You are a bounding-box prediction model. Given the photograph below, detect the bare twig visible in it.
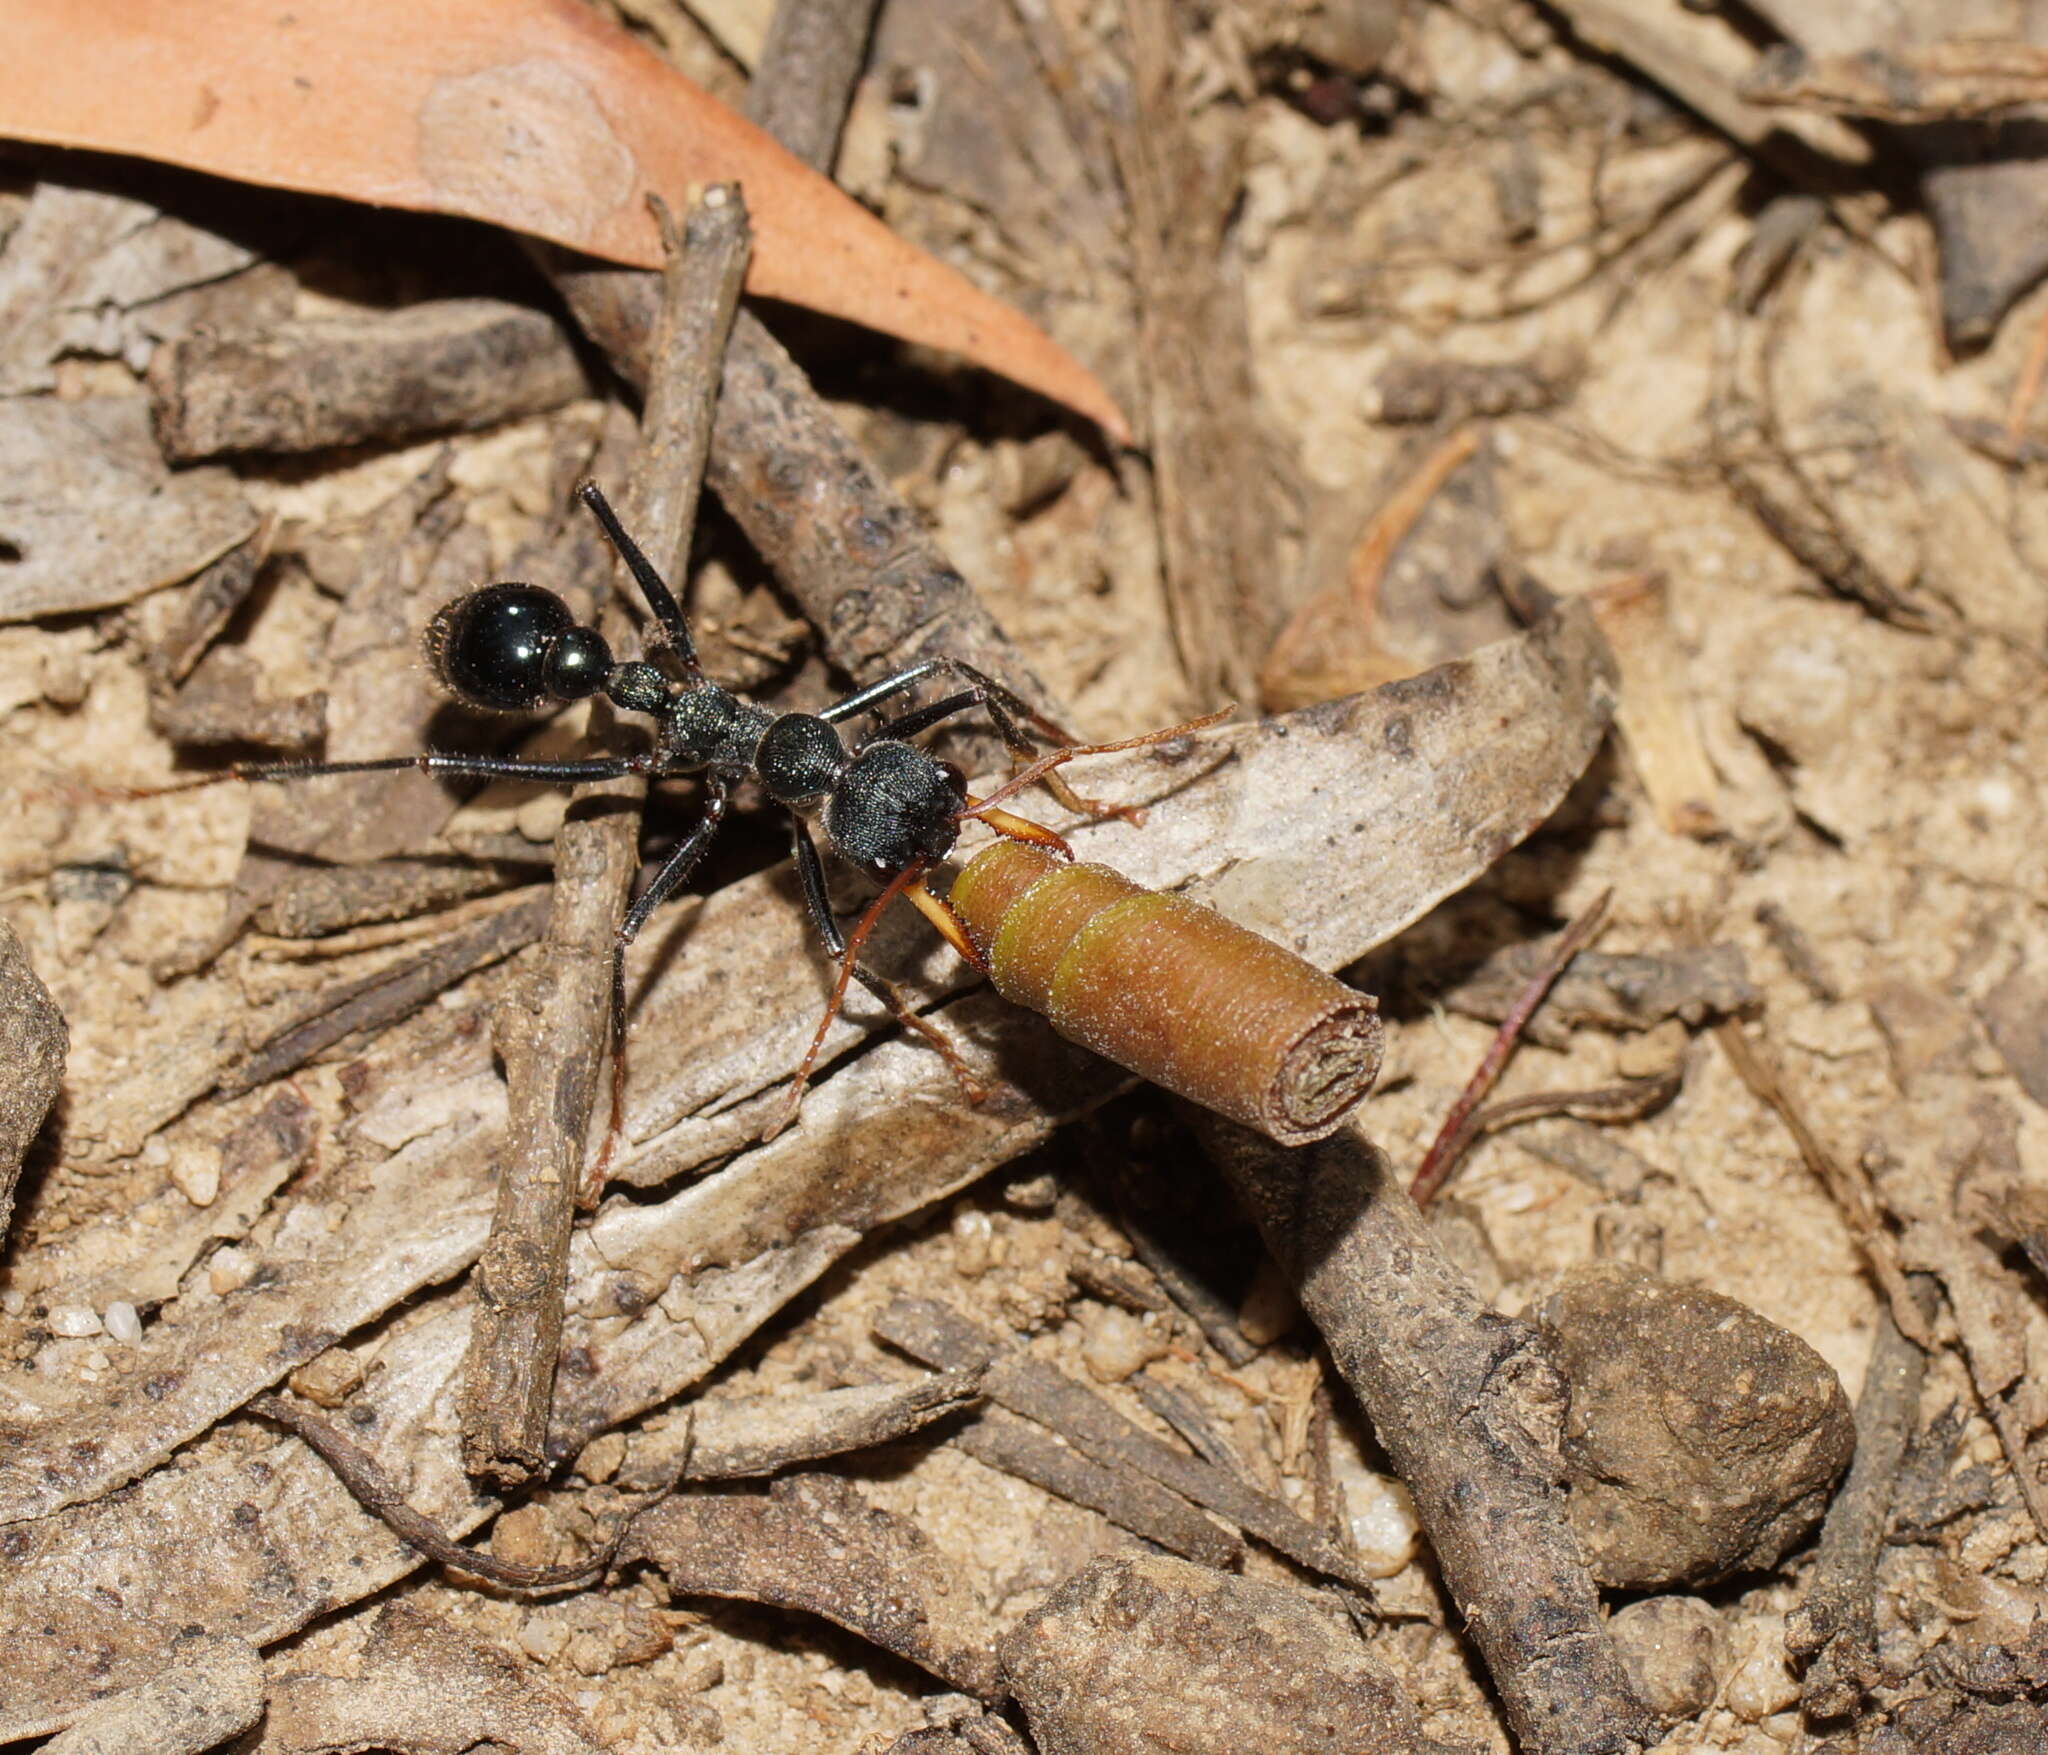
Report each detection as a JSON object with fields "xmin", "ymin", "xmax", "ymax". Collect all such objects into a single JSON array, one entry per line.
[
  {"xmin": 1715, "ymin": 1019, "xmax": 1933, "ymax": 1348},
  {"xmin": 459, "ymin": 186, "xmax": 750, "ymax": 1486},
  {"xmin": 952, "ymin": 1406, "xmax": 1242, "ymax": 1571},
  {"xmin": 1786, "ymin": 1279, "xmax": 1936, "ymax": 1718},
  {"xmin": 1742, "ymin": 40, "xmax": 2048, "ymax": 124},
  {"xmin": 250, "ymin": 1394, "xmax": 614, "ymax": 1591},
  {"xmin": 745, "ymin": 0, "xmax": 882, "ymax": 173},
  {"xmin": 1411, "ymin": 887, "xmax": 1613, "ymax": 1206},
  {"xmin": 1195, "ymin": 1120, "xmax": 1657, "ymax": 1755},
  {"xmin": 873, "ymin": 1296, "xmax": 1380, "ymax": 1590},
  {"xmin": 1417, "ymin": 1069, "xmax": 1682, "ymax": 1202},
  {"xmin": 221, "ymin": 892, "xmax": 550, "ymax": 1096}
]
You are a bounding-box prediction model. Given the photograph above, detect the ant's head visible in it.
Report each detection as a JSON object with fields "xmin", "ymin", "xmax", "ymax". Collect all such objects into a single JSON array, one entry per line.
[{"xmin": 425, "ymin": 583, "xmax": 613, "ymax": 712}]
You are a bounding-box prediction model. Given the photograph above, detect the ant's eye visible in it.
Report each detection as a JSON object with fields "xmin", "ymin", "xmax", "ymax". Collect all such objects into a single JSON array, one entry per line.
[{"xmin": 425, "ymin": 583, "xmax": 578, "ymax": 712}]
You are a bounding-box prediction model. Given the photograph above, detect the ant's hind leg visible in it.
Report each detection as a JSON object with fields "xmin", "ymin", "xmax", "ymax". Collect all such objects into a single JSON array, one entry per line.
[{"xmin": 580, "ymin": 778, "xmax": 731, "ymax": 1206}]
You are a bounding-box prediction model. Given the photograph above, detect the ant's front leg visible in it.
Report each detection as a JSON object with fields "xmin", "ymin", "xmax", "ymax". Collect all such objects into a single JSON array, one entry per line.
[{"xmin": 928, "ymin": 660, "xmax": 1145, "ymax": 826}]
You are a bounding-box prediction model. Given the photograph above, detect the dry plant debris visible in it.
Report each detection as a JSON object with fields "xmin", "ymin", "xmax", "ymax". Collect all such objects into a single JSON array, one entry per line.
[
  {"xmin": 0, "ymin": 0, "xmax": 1124, "ymax": 435},
  {"xmin": 8, "ymin": 0, "xmax": 2048, "ymax": 1750}
]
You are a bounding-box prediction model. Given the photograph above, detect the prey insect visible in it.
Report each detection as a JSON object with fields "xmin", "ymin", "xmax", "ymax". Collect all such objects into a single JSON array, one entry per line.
[{"xmin": 143, "ymin": 481, "xmax": 1204, "ymax": 1176}]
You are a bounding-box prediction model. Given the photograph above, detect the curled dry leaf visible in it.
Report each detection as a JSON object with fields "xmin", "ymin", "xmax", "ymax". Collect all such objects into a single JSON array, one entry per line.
[
  {"xmin": 0, "ymin": 397, "xmax": 257, "ymax": 623},
  {"xmin": 628, "ymin": 1474, "xmax": 1002, "ymax": 1697},
  {"xmin": 0, "ymin": 0, "xmax": 1125, "ymax": 438},
  {"xmin": 259, "ymin": 1604, "xmax": 605, "ymax": 1755}
]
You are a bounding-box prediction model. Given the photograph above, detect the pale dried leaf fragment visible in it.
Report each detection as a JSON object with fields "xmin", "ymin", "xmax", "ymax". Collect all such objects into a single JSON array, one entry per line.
[
  {"xmin": 258, "ymin": 1605, "xmax": 604, "ymax": 1755},
  {"xmin": 628, "ymin": 1473, "xmax": 1002, "ymax": 1697},
  {"xmin": 0, "ymin": 397, "xmax": 257, "ymax": 622},
  {"xmin": 1585, "ymin": 573, "xmax": 1725, "ymax": 838},
  {"xmin": 39, "ymin": 1633, "xmax": 263, "ymax": 1755}
]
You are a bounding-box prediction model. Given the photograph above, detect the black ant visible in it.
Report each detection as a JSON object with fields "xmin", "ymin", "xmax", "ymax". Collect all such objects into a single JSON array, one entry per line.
[{"xmin": 146, "ymin": 482, "xmax": 1207, "ymax": 1172}]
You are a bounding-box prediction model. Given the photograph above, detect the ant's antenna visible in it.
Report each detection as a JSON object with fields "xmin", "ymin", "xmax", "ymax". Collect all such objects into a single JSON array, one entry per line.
[{"xmin": 576, "ymin": 480, "xmax": 703, "ymax": 679}]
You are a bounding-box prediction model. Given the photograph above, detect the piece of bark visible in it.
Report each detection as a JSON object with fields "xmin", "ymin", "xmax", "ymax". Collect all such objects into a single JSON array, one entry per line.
[
  {"xmin": 1373, "ymin": 345, "xmax": 1586, "ymax": 424},
  {"xmin": 1437, "ymin": 940, "xmax": 1755, "ymax": 1049},
  {"xmin": 149, "ymin": 646, "xmax": 329, "ymax": 751},
  {"xmin": 1194, "ymin": 1121, "xmax": 1657, "ymax": 1755},
  {"xmin": 37, "ymin": 1633, "xmax": 264, "ymax": 1755},
  {"xmin": 1001, "ymin": 1553, "xmax": 1467, "ymax": 1755},
  {"xmin": 620, "ymin": 1370, "xmax": 985, "ymax": 1486},
  {"xmin": 1744, "ymin": 39, "xmax": 2048, "ymax": 122},
  {"xmin": 1741, "ymin": 0, "xmax": 2048, "ymax": 346},
  {"xmin": 627, "ymin": 1473, "xmax": 1001, "ymax": 1697},
  {"xmin": 0, "ymin": 180, "xmax": 264, "ymax": 397},
  {"xmin": 1542, "ymin": 1263, "xmax": 1855, "ymax": 1588},
  {"xmin": 1787, "ymin": 1281, "xmax": 1935, "ymax": 1718},
  {"xmin": 462, "ymin": 184, "xmax": 750, "ymax": 1485},
  {"xmin": 948, "ymin": 1404, "xmax": 1242, "ymax": 1572},
  {"xmin": 875, "ymin": 1295, "xmax": 1377, "ymax": 1589},
  {"xmin": 147, "ymin": 516, "xmax": 274, "ymax": 686},
  {"xmin": 0, "ymin": 915, "xmax": 65, "ymax": 1246},
  {"xmin": 253, "ymin": 860, "xmax": 539, "ymax": 940},
  {"xmin": 0, "ymin": 395, "xmax": 257, "ymax": 622},
  {"xmin": 149, "ymin": 299, "xmax": 591, "ymax": 461},
  {"xmin": 221, "ymin": 891, "xmax": 552, "ymax": 1096},
  {"xmin": 258, "ymin": 1604, "xmax": 605, "ymax": 1755},
  {"xmin": 1585, "ymin": 572, "xmax": 1727, "ymax": 838},
  {"xmin": 1541, "ymin": 0, "xmax": 1872, "ymax": 171}
]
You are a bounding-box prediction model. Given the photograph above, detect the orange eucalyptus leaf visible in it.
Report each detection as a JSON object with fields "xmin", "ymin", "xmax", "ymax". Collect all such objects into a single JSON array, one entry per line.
[{"xmin": 0, "ymin": 0, "xmax": 1129, "ymax": 440}]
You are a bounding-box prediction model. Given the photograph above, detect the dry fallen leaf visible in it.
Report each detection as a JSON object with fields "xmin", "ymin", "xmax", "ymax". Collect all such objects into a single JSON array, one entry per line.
[{"xmin": 0, "ymin": 0, "xmax": 1127, "ymax": 438}]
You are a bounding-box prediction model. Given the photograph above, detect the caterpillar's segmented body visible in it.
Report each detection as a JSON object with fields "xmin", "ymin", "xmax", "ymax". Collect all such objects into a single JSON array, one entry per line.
[{"xmin": 948, "ymin": 841, "xmax": 1383, "ymax": 1145}]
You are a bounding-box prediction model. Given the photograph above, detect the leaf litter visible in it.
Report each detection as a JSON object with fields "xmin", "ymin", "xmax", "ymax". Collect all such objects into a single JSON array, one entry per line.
[{"xmin": 6, "ymin": 1, "xmax": 2048, "ymax": 1751}]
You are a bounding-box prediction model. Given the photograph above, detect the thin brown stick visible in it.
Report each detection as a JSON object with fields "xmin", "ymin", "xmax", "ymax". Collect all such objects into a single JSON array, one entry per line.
[
  {"xmin": 1416, "ymin": 1069, "xmax": 1681, "ymax": 1202},
  {"xmin": 1195, "ymin": 1120, "xmax": 1657, "ymax": 1755},
  {"xmin": 459, "ymin": 187, "xmax": 750, "ymax": 1487},
  {"xmin": 249, "ymin": 1394, "xmax": 612, "ymax": 1591},
  {"xmin": 1786, "ymin": 1278, "xmax": 1935, "ymax": 1718},
  {"xmin": 745, "ymin": 0, "xmax": 881, "ymax": 174},
  {"xmin": 533, "ymin": 13, "xmax": 1069, "ymax": 770},
  {"xmin": 220, "ymin": 891, "xmax": 550, "ymax": 1096},
  {"xmin": 1715, "ymin": 1018, "xmax": 1933, "ymax": 1349},
  {"xmin": 1410, "ymin": 888, "xmax": 1613, "ymax": 1206},
  {"xmin": 874, "ymin": 1296, "xmax": 1380, "ymax": 1590}
]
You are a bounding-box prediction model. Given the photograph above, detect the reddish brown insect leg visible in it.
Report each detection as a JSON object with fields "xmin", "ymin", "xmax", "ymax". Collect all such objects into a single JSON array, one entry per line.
[{"xmin": 765, "ymin": 859, "xmax": 932, "ymax": 1141}]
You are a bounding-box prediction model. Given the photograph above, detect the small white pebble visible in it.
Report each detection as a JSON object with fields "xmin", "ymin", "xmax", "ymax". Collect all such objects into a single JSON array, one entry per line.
[
  {"xmin": 208, "ymin": 1247, "xmax": 256, "ymax": 1296},
  {"xmin": 2, "ymin": 1289, "xmax": 24, "ymax": 1316},
  {"xmin": 47, "ymin": 1305, "xmax": 101, "ymax": 1338},
  {"xmin": 82, "ymin": 1349, "xmax": 110, "ymax": 1372},
  {"xmin": 1725, "ymin": 1638, "xmax": 1799, "ymax": 1723},
  {"xmin": 103, "ymin": 1301, "xmax": 142, "ymax": 1344},
  {"xmin": 1080, "ymin": 1306, "xmax": 1168, "ymax": 1383},
  {"xmin": 1345, "ymin": 1471, "xmax": 1420, "ymax": 1577},
  {"xmin": 950, "ymin": 1207, "xmax": 995, "ymax": 1279},
  {"xmin": 168, "ymin": 1142, "xmax": 221, "ymax": 1208}
]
